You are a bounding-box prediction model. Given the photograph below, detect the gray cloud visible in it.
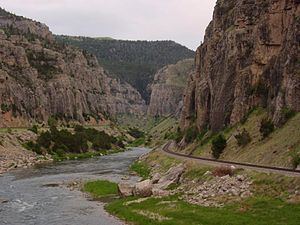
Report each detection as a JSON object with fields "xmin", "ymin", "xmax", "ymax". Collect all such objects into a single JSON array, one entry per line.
[{"xmin": 0, "ymin": 0, "xmax": 216, "ymax": 50}]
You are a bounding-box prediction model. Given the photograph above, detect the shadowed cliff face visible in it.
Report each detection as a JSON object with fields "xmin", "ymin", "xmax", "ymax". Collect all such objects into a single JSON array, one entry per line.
[
  {"xmin": 0, "ymin": 8, "xmax": 146, "ymax": 126},
  {"xmin": 180, "ymin": 0, "xmax": 300, "ymax": 132},
  {"xmin": 147, "ymin": 59, "xmax": 194, "ymax": 118}
]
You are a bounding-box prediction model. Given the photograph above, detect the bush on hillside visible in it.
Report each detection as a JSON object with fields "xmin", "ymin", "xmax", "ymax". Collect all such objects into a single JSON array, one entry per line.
[
  {"xmin": 128, "ymin": 127, "xmax": 144, "ymax": 139},
  {"xmin": 211, "ymin": 134, "xmax": 227, "ymax": 159},
  {"xmin": 28, "ymin": 125, "xmax": 38, "ymax": 134},
  {"xmin": 281, "ymin": 107, "xmax": 296, "ymax": 125},
  {"xmin": 291, "ymin": 149, "xmax": 300, "ymax": 170},
  {"xmin": 260, "ymin": 118, "xmax": 274, "ymax": 139},
  {"xmin": 234, "ymin": 129, "xmax": 251, "ymax": 147},
  {"xmin": 185, "ymin": 126, "xmax": 198, "ymax": 143}
]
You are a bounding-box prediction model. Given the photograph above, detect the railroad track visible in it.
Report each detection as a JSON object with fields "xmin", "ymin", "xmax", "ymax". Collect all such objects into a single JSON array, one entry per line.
[{"xmin": 161, "ymin": 142, "xmax": 300, "ymax": 177}]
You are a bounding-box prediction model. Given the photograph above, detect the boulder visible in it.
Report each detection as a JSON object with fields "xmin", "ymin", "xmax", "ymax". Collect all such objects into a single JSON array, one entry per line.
[
  {"xmin": 152, "ymin": 188, "xmax": 170, "ymax": 197},
  {"xmin": 151, "ymin": 173, "xmax": 161, "ymax": 184},
  {"xmin": 134, "ymin": 179, "xmax": 153, "ymax": 197},
  {"xmin": 156, "ymin": 164, "xmax": 185, "ymax": 189},
  {"xmin": 118, "ymin": 182, "xmax": 134, "ymax": 197}
]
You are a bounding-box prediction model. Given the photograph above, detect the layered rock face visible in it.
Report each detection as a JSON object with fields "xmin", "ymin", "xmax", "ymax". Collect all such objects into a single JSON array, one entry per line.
[
  {"xmin": 0, "ymin": 9, "xmax": 146, "ymax": 126},
  {"xmin": 181, "ymin": 0, "xmax": 300, "ymax": 132},
  {"xmin": 147, "ymin": 59, "xmax": 194, "ymax": 117}
]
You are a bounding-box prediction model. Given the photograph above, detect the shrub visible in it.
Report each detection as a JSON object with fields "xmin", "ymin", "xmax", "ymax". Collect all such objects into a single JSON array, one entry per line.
[
  {"xmin": 291, "ymin": 149, "xmax": 300, "ymax": 170},
  {"xmin": 7, "ymin": 128, "xmax": 12, "ymax": 134},
  {"xmin": 28, "ymin": 125, "xmax": 38, "ymax": 134},
  {"xmin": 47, "ymin": 116, "xmax": 58, "ymax": 127},
  {"xmin": 1, "ymin": 103, "xmax": 11, "ymax": 113},
  {"xmin": 184, "ymin": 126, "xmax": 198, "ymax": 143},
  {"xmin": 37, "ymin": 131, "xmax": 52, "ymax": 148},
  {"xmin": 234, "ymin": 129, "xmax": 251, "ymax": 147},
  {"xmin": 211, "ymin": 134, "xmax": 227, "ymax": 159},
  {"xmin": 24, "ymin": 141, "xmax": 42, "ymax": 155},
  {"xmin": 31, "ymin": 125, "xmax": 116, "ymax": 156},
  {"xmin": 212, "ymin": 166, "xmax": 234, "ymax": 177},
  {"xmin": 260, "ymin": 118, "xmax": 274, "ymax": 139},
  {"xmin": 281, "ymin": 107, "xmax": 296, "ymax": 122},
  {"xmin": 128, "ymin": 127, "xmax": 144, "ymax": 139}
]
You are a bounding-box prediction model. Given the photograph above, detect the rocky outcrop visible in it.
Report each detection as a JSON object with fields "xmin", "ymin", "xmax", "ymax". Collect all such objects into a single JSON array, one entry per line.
[
  {"xmin": 118, "ymin": 182, "xmax": 134, "ymax": 197},
  {"xmin": 0, "ymin": 8, "xmax": 146, "ymax": 126},
  {"xmin": 127, "ymin": 164, "xmax": 185, "ymax": 198},
  {"xmin": 148, "ymin": 59, "xmax": 194, "ymax": 117},
  {"xmin": 155, "ymin": 163, "xmax": 185, "ymax": 189},
  {"xmin": 180, "ymin": 0, "xmax": 300, "ymax": 132}
]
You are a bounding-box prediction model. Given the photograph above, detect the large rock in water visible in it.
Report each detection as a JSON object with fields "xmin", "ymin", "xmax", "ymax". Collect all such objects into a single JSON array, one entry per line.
[
  {"xmin": 133, "ymin": 179, "xmax": 153, "ymax": 197},
  {"xmin": 156, "ymin": 164, "xmax": 185, "ymax": 190},
  {"xmin": 180, "ymin": 0, "xmax": 300, "ymax": 132},
  {"xmin": 118, "ymin": 183, "xmax": 134, "ymax": 197},
  {"xmin": 0, "ymin": 8, "xmax": 146, "ymax": 127}
]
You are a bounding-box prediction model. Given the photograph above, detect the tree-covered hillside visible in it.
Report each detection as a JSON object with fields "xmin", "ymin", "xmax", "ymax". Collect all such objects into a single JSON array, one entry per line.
[{"xmin": 55, "ymin": 36, "xmax": 194, "ymax": 102}]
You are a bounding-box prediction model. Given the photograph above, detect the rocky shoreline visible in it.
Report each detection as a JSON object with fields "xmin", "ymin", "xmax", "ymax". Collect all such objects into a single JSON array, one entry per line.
[
  {"xmin": 117, "ymin": 162, "xmax": 254, "ymax": 208},
  {"xmin": 0, "ymin": 130, "xmax": 53, "ymax": 175}
]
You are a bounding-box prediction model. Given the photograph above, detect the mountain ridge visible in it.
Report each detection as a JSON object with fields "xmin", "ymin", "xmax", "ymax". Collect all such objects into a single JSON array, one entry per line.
[{"xmin": 55, "ymin": 35, "xmax": 195, "ymax": 102}]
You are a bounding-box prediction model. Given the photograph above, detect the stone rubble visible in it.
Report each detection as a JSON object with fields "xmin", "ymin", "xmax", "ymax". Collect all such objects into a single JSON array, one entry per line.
[
  {"xmin": 181, "ymin": 174, "xmax": 253, "ymax": 207},
  {"xmin": 121, "ymin": 163, "xmax": 253, "ymax": 208},
  {"xmin": 0, "ymin": 131, "xmax": 53, "ymax": 175}
]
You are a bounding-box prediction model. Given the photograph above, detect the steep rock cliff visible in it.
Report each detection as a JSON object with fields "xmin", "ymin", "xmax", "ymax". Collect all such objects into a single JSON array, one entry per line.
[
  {"xmin": 147, "ymin": 59, "xmax": 194, "ymax": 117},
  {"xmin": 0, "ymin": 8, "xmax": 146, "ymax": 126},
  {"xmin": 180, "ymin": 0, "xmax": 300, "ymax": 132}
]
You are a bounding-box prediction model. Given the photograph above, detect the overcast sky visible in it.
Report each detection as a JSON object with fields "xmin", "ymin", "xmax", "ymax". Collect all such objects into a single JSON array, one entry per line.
[{"xmin": 0, "ymin": 0, "xmax": 216, "ymax": 50}]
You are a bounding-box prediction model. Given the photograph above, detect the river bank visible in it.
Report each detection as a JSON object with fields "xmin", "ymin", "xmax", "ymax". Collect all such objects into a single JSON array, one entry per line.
[
  {"xmin": 82, "ymin": 149, "xmax": 300, "ymax": 225},
  {"xmin": 0, "ymin": 130, "xmax": 53, "ymax": 175}
]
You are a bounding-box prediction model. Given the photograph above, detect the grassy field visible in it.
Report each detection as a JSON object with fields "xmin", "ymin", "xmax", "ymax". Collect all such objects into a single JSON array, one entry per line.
[
  {"xmin": 190, "ymin": 110, "xmax": 300, "ymax": 168},
  {"xmin": 83, "ymin": 180, "xmax": 118, "ymax": 198},
  {"xmin": 106, "ymin": 195, "xmax": 300, "ymax": 225}
]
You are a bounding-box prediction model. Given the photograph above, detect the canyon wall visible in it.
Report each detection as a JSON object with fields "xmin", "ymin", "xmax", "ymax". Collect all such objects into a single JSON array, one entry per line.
[
  {"xmin": 180, "ymin": 0, "xmax": 300, "ymax": 132},
  {"xmin": 0, "ymin": 8, "xmax": 146, "ymax": 126},
  {"xmin": 147, "ymin": 59, "xmax": 194, "ymax": 118}
]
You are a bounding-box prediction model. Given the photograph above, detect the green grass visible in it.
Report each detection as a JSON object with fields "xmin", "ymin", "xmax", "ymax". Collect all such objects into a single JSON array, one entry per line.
[
  {"xmin": 128, "ymin": 137, "xmax": 146, "ymax": 147},
  {"xmin": 192, "ymin": 110, "xmax": 300, "ymax": 168},
  {"xmin": 83, "ymin": 180, "xmax": 118, "ymax": 198},
  {"xmin": 130, "ymin": 161, "xmax": 151, "ymax": 180},
  {"xmin": 106, "ymin": 195, "xmax": 300, "ymax": 225}
]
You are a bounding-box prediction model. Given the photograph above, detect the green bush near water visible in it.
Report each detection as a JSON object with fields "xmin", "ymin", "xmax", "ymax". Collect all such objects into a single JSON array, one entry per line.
[{"xmin": 25, "ymin": 125, "xmax": 122, "ymax": 158}]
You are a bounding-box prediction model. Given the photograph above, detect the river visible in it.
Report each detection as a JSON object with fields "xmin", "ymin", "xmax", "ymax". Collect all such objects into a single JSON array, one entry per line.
[{"xmin": 0, "ymin": 147, "xmax": 149, "ymax": 225}]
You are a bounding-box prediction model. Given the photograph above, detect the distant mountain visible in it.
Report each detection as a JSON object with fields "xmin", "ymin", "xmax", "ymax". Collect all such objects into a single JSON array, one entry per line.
[{"xmin": 55, "ymin": 36, "xmax": 195, "ymax": 102}]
